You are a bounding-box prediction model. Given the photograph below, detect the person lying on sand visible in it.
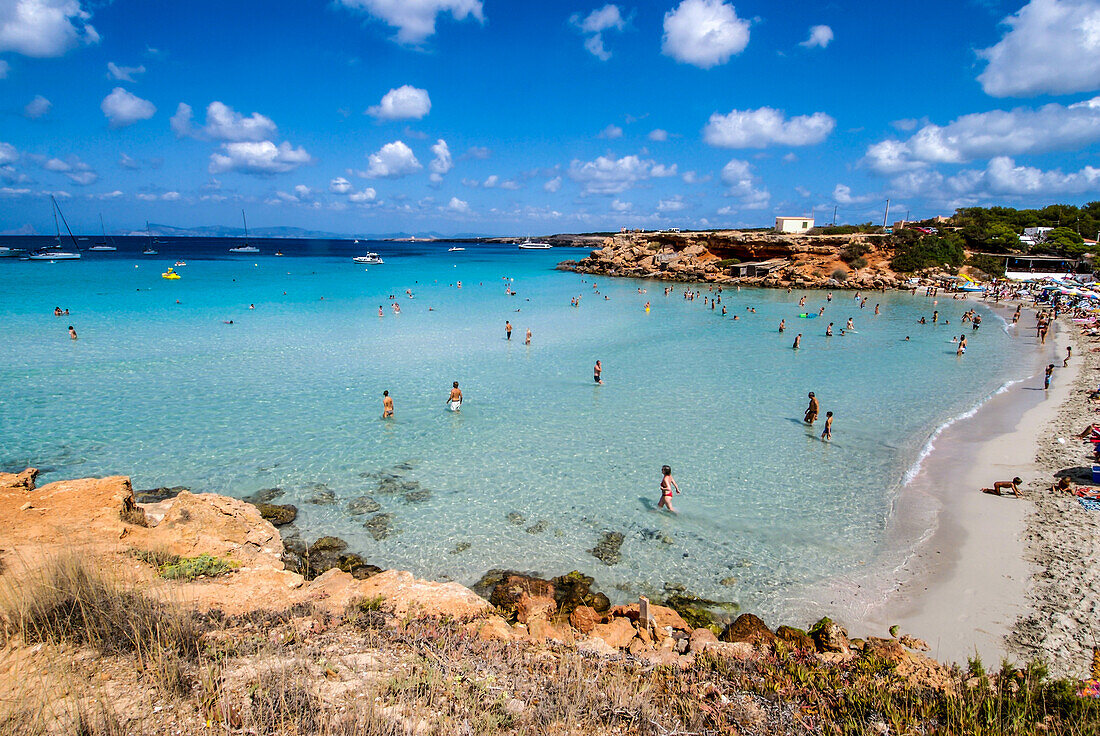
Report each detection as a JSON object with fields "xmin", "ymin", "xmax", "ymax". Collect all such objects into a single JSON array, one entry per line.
[{"xmin": 981, "ymin": 477, "xmax": 1023, "ymax": 497}]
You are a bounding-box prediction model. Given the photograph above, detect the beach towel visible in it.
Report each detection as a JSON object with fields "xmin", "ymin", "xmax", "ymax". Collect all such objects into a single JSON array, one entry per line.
[
  {"xmin": 1074, "ymin": 487, "xmax": 1100, "ymax": 500},
  {"xmin": 1078, "ymin": 498, "xmax": 1100, "ymax": 511}
]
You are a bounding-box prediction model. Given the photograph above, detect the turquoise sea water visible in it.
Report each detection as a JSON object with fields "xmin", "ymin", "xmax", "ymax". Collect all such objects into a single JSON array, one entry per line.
[{"xmin": 0, "ymin": 240, "xmax": 1026, "ymax": 618}]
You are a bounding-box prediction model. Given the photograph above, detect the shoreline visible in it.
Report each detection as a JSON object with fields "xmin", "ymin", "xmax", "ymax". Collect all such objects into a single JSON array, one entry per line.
[{"xmin": 791, "ymin": 300, "xmax": 1072, "ymax": 669}]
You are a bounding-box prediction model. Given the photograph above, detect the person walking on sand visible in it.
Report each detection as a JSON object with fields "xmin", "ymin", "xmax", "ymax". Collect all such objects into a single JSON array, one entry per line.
[
  {"xmin": 505, "ymin": 321, "xmax": 512, "ymax": 340},
  {"xmin": 821, "ymin": 411, "xmax": 833, "ymax": 441},
  {"xmin": 68, "ymin": 325, "xmax": 77, "ymax": 340},
  {"xmin": 593, "ymin": 360, "xmax": 603, "ymax": 384},
  {"xmin": 382, "ymin": 390, "xmax": 394, "ymax": 418},
  {"xmin": 805, "ymin": 392, "xmax": 820, "ymax": 424},
  {"xmin": 447, "ymin": 382, "xmax": 463, "ymax": 411},
  {"xmin": 657, "ymin": 465, "xmax": 681, "ymax": 513},
  {"xmin": 1044, "ymin": 363, "xmax": 1054, "ymax": 389},
  {"xmin": 1064, "ymin": 346, "xmax": 1072, "ymax": 367},
  {"xmin": 981, "ymin": 477, "xmax": 1022, "ymax": 497},
  {"xmin": 793, "ymin": 333, "xmax": 801, "ymax": 349},
  {"xmin": 525, "ymin": 327, "xmax": 531, "ymax": 345}
]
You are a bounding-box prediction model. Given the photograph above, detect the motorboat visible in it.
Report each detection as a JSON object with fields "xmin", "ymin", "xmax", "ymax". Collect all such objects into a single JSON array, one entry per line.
[
  {"xmin": 143, "ymin": 247, "xmax": 158, "ymax": 255},
  {"xmin": 27, "ymin": 249, "xmax": 80, "ymax": 260},
  {"xmin": 174, "ymin": 260, "xmax": 187, "ymax": 267},
  {"xmin": 275, "ymin": 251, "xmax": 284, "ymax": 256},
  {"xmin": 88, "ymin": 214, "xmax": 117, "ymax": 250},
  {"xmin": 0, "ymin": 246, "xmax": 25, "ymax": 258},
  {"xmin": 353, "ymin": 252, "xmax": 384, "ymax": 264},
  {"xmin": 161, "ymin": 267, "xmax": 181, "ymax": 280},
  {"xmin": 448, "ymin": 246, "xmax": 466, "ymax": 252},
  {"xmin": 27, "ymin": 196, "xmax": 82, "ymax": 260},
  {"xmin": 518, "ymin": 238, "xmax": 552, "ymax": 250},
  {"xmin": 230, "ymin": 210, "xmax": 259, "ymax": 253}
]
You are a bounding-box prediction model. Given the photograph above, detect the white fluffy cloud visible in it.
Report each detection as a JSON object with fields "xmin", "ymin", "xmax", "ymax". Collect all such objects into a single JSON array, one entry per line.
[
  {"xmin": 0, "ymin": 0, "xmax": 98, "ymax": 57},
  {"xmin": 720, "ymin": 158, "xmax": 769, "ymax": 208},
  {"xmin": 208, "ymin": 140, "xmax": 312, "ymax": 175},
  {"xmin": 657, "ymin": 195, "xmax": 687, "ymax": 212},
  {"xmin": 863, "ymin": 96, "xmax": 1100, "ymax": 173},
  {"xmin": 571, "ymin": 4, "xmax": 625, "ymax": 60},
  {"xmin": 367, "ymin": 85, "xmax": 431, "ymax": 120},
  {"xmin": 800, "ymin": 24, "xmax": 833, "ymax": 49},
  {"xmin": 100, "ymin": 88, "xmax": 155, "ymax": 128},
  {"xmin": 336, "ymin": 0, "xmax": 483, "ymax": 44},
  {"xmin": 662, "ymin": 0, "xmax": 750, "ymax": 69},
  {"xmin": 648, "ymin": 128, "xmax": 669, "ymax": 141},
  {"xmin": 348, "ymin": 187, "xmax": 377, "ymax": 203},
  {"xmin": 364, "ymin": 140, "xmax": 422, "ymax": 178},
  {"xmin": 428, "ymin": 138, "xmax": 452, "ymax": 183},
  {"xmin": 599, "ymin": 124, "xmax": 623, "ymax": 139},
  {"xmin": 978, "ymin": 0, "xmax": 1100, "ymax": 97},
  {"xmin": 173, "ymin": 101, "xmax": 276, "ymax": 141},
  {"xmin": 832, "ymin": 184, "xmax": 875, "ymax": 205},
  {"xmin": 448, "ymin": 196, "xmax": 470, "ymax": 213},
  {"xmin": 107, "ymin": 61, "xmax": 145, "ymax": 82},
  {"xmin": 118, "ymin": 153, "xmax": 139, "ymax": 170},
  {"xmin": 568, "ymin": 153, "xmax": 677, "ymax": 195},
  {"xmin": 544, "ymin": 176, "xmax": 562, "ymax": 192},
  {"xmin": 704, "ymin": 107, "xmax": 835, "ymax": 148},
  {"xmin": 23, "ymin": 94, "xmax": 50, "ymax": 118},
  {"xmin": 329, "ymin": 176, "xmax": 352, "ymax": 193},
  {"xmin": 893, "ymin": 156, "xmax": 1100, "ymax": 200}
]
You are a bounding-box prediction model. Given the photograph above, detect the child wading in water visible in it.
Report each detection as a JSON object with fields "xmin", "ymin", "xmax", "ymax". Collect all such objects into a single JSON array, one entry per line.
[{"xmin": 658, "ymin": 465, "xmax": 681, "ymax": 513}]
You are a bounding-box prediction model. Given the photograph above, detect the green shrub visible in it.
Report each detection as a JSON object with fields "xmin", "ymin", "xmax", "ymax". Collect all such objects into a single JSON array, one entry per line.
[
  {"xmin": 716, "ymin": 258, "xmax": 740, "ymax": 267},
  {"xmin": 967, "ymin": 254, "xmax": 1006, "ymax": 278},
  {"xmin": 831, "ymin": 268, "xmax": 849, "ymax": 282},
  {"xmin": 849, "ymin": 256, "xmax": 868, "ymax": 270},
  {"xmin": 840, "ymin": 242, "xmax": 871, "ymax": 263},
  {"xmin": 890, "ymin": 234, "xmax": 965, "ymax": 272},
  {"xmin": 159, "ymin": 554, "xmax": 237, "ymax": 581}
]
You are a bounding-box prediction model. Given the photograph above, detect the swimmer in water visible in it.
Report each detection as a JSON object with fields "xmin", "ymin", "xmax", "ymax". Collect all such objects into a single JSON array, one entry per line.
[
  {"xmin": 68, "ymin": 325, "xmax": 77, "ymax": 340},
  {"xmin": 779, "ymin": 319, "xmax": 785, "ymax": 332},
  {"xmin": 379, "ymin": 306, "xmax": 384, "ymax": 317},
  {"xmin": 447, "ymin": 382, "xmax": 462, "ymax": 411},
  {"xmin": 506, "ymin": 321, "xmax": 512, "ymax": 340},
  {"xmin": 846, "ymin": 318, "xmax": 853, "ymax": 330},
  {"xmin": 657, "ymin": 465, "xmax": 681, "ymax": 513},
  {"xmin": 594, "ymin": 360, "xmax": 603, "ymax": 384},
  {"xmin": 525, "ymin": 328, "xmax": 531, "ymax": 345},
  {"xmin": 826, "ymin": 322, "xmax": 834, "ymax": 336},
  {"xmin": 793, "ymin": 333, "xmax": 801, "ymax": 349},
  {"xmin": 382, "ymin": 390, "xmax": 394, "ymax": 418}
]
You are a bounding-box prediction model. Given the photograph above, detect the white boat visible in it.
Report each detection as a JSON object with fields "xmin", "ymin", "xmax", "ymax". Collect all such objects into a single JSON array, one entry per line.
[
  {"xmin": 353, "ymin": 252, "xmax": 384, "ymax": 264},
  {"xmin": 143, "ymin": 222, "xmax": 157, "ymax": 254},
  {"xmin": 230, "ymin": 210, "xmax": 259, "ymax": 253},
  {"xmin": 0, "ymin": 246, "xmax": 25, "ymax": 258},
  {"xmin": 143, "ymin": 248, "xmax": 158, "ymax": 255},
  {"xmin": 448, "ymin": 246, "xmax": 466, "ymax": 252},
  {"xmin": 27, "ymin": 196, "xmax": 81, "ymax": 260},
  {"xmin": 518, "ymin": 240, "xmax": 552, "ymax": 249},
  {"xmin": 174, "ymin": 260, "xmax": 187, "ymax": 267},
  {"xmin": 88, "ymin": 214, "xmax": 117, "ymax": 251}
]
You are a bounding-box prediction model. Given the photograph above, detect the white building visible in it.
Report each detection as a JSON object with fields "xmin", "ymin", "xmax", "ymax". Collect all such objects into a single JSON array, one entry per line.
[{"xmin": 775, "ymin": 216, "xmax": 814, "ymax": 233}]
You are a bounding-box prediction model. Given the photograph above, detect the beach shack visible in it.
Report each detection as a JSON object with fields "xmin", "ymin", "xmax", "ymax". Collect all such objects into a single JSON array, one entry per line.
[
  {"xmin": 774, "ymin": 216, "xmax": 814, "ymax": 234},
  {"xmin": 988, "ymin": 253, "xmax": 1093, "ymax": 281},
  {"xmin": 729, "ymin": 258, "xmax": 790, "ymax": 277}
]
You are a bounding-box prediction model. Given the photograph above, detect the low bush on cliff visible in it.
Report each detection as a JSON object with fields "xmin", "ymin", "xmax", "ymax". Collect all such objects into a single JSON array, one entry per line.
[
  {"xmin": 889, "ymin": 231, "xmax": 966, "ymax": 272},
  {"xmin": 159, "ymin": 553, "xmax": 237, "ymax": 581},
  {"xmin": 0, "ymin": 554, "xmax": 203, "ymax": 659}
]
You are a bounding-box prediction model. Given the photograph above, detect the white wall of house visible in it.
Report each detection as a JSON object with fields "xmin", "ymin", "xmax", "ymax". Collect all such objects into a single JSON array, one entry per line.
[{"xmin": 775, "ymin": 217, "xmax": 814, "ymax": 233}]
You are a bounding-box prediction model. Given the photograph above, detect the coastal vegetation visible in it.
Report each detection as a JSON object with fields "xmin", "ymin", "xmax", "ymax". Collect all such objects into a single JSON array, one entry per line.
[{"xmin": 955, "ymin": 204, "xmax": 1100, "ymax": 255}]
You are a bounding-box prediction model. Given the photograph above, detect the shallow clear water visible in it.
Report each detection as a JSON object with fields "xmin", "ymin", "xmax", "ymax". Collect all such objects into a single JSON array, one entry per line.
[{"xmin": 0, "ymin": 240, "xmax": 1024, "ymax": 617}]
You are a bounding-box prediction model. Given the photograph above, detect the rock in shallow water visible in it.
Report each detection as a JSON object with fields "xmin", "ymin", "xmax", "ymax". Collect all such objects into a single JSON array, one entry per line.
[
  {"xmin": 254, "ymin": 502, "xmax": 297, "ymax": 526},
  {"xmin": 588, "ymin": 531, "xmax": 624, "ymax": 566},
  {"xmin": 346, "ymin": 496, "xmax": 381, "ymax": 515},
  {"xmin": 525, "ymin": 520, "xmax": 548, "ymax": 534},
  {"xmin": 281, "ymin": 535, "xmax": 381, "ymax": 580},
  {"xmin": 506, "ymin": 511, "xmax": 525, "ymax": 525},
  {"xmin": 449, "ymin": 541, "xmax": 471, "ymax": 555},
  {"xmin": 306, "ymin": 489, "xmax": 337, "ymax": 505},
  {"xmin": 364, "ymin": 512, "xmax": 394, "ymax": 540},
  {"xmin": 402, "ymin": 489, "xmax": 431, "ymax": 503}
]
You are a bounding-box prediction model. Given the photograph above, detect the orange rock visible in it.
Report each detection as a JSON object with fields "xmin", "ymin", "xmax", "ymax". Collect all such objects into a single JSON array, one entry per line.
[
  {"xmin": 527, "ymin": 617, "xmax": 573, "ymax": 644},
  {"xmin": 569, "ymin": 605, "xmax": 602, "ymax": 634},
  {"xmin": 689, "ymin": 627, "xmax": 720, "ymax": 653},
  {"xmin": 470, "ymin": 616, "xmax": 515, "ymax": 642},
  {"xmin": 609, "ymin": 602, "xmax": 691, "ymax": 632},
  {"xmin": 590, "ymin": 616, "xmax": 637, "ymax": 649},
  {"xmin": 0, "ymin": 468, "xmax": 38, "ymax": 491},
  {"xmin": 516, "ymin": 594, "xmax": 556, "ymax": 624}
]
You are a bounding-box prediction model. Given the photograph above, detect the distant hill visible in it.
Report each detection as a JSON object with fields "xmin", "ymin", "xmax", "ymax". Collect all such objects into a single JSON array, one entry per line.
[{"xmin": 120, "ymin": 224, "xmax": 491, "ymax": 240}]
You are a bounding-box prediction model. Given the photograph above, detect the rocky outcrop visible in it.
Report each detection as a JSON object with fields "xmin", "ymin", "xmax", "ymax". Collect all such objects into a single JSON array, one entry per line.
[{"xmin": 560, "ymin": 230, "xmax": 907, "ymax": 290}]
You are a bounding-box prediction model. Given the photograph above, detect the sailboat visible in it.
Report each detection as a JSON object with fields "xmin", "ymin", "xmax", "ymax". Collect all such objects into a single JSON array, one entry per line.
[
  {"xmin": 143, "ymin": 222, "xmax": 158, "ymax": 255},
  {"xmin": 229, "ymin": 210, "xmax": 259, "ymax": 253},
  {"xmin": 88, "ymin": 214, "xmax": 117, "ymax": 251},
  {"xmin": 26, "ymin": 196, "xmax": 81, "ymax": 260}
]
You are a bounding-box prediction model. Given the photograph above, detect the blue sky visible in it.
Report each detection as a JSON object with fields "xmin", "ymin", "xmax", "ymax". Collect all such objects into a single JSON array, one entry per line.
[{"xmin": 2, "ymin": 0, "xmax": 1100, "ymax": 235}]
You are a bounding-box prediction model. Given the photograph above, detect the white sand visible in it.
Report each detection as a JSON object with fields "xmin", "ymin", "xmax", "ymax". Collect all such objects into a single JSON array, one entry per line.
[{"xmin": 857, "ymin": 308, "xmax": 1077, "ymax": 670}]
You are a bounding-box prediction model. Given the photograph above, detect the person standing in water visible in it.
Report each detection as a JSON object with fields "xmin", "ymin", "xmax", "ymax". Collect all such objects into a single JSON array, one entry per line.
[
  {"xmin": 1044, "ymin": 364, "xmax": 1054, "ymax": 389},
  {"xmin": 657, "ymin": 465, "xmax": 681, "ymax": 513},
  {"xmin": 382, "ymin": 390, "xmax": 394, "ymax": 418},
  {"xmin": 957, "ymin": 335, "xmax": 967, "ymax": 356},
  {"xmin": 594, "ymin": 360, "xmax": 603, "ymax": 384},
  {"xmin": 505, "ymin": 321, "xmax": 512, "ymax": 340},
  {"xmin": 525, "ymin": 328, "xmax": 532, "ymax": 345},
  {"xmin": 826, "ymin": 322, "xmax": 834, "ymax": 336},
  {"xmin": 447, "ymin": 382, "xmax": 463, "ymax": 411},
  {"xmin": 68, "ymin": 325, "xmax": 77, "ymax": 340},
  {"xmin": 805, "ymin": 392, "xmax": 820, "ymax": 424},
  {"xmin": 778, "ymin": 319, "xmax": 786, "ymax": 332},
  {"xmin": 793, "ymin": 333, "xmax": 801, "ymax": 349},
  {"xmin": 821, "ymin": 411, "xmax": 833, "ymax": 441}
]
